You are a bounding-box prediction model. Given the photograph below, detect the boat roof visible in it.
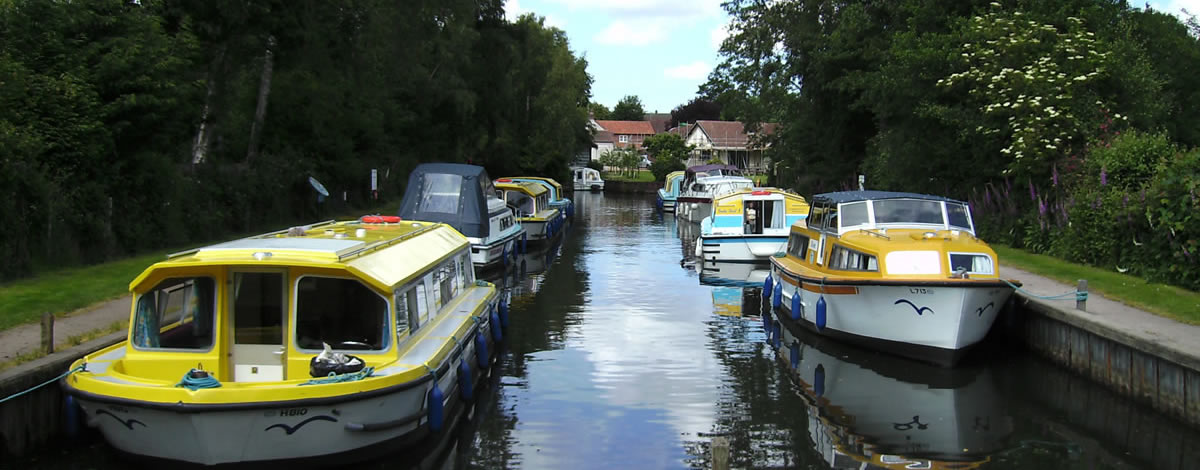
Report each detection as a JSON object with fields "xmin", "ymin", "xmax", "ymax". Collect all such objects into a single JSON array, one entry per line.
[
  {"xmin": 510, "ymin": 176, "xmax": 564, "ymax": 193},
  {"xmin": 813, "ymin": 190, "xmax": 965, "ymax": 205},
  {"xmin": 686, "ymin": 164, "xmax": 739, "ymax": 174},
  {"xmin": 398, "ymin": 163, "xmax": 495, "ymax": 238},
  {"xmin": 696, "ymin": 175, "xmax": 753, "ymax": 184},
  {"xmin": 135, "ymin": 219, "xmax": 468, "ymax": 294},
  {"xmin": 714, "ymin": 187, "xmax": 806, "ymax": 203},
  {"xmin": 495, "ymin": 180, "xmax": 548, "ymax": 197}
]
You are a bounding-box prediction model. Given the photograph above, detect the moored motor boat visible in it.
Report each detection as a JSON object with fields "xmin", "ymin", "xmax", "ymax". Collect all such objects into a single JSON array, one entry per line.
[
  {"xmin": 400, "ymin": 163, "xmax": 525, "ymax": 271},
  {"xmin": 696, "ymin": 188, "xmax": 809, "ymax": 263},
  {"xmin": 61, "ymin": 217, "xmax": 506, "ymax": 466},
  {"xmin": 677, "ymin": 175, "xmax": 754, "ymax": 223},
  {"xmin": 494, "ymin": 179, "xmax": 563, "ymax": 245},
  {"xmin": 507, "ymin": 176, "xmax": 574, "ymax": 219},
  {"xmin": 656, "ymin": 170, "xmax": 686, "ymax": 212},
  {"xmin": 766, "ymin": 190, "xmax": 1017, "ymax": 366},
  {"xmin": 570, "ymin": 166, "xmax": 605, "ymax": 191}
]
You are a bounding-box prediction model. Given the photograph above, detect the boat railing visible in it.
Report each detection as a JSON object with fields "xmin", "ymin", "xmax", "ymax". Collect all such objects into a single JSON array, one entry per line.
[
  {"xmin": 858, "ymin": 228, "xmax": 891, "ymax": 240},
  {"xmin": 337, "ymin": 223, "xmax": 441, "ymax": 261},
  {"xmin": 166, "ymin": 220, "xmax": 340, "ymax": 259}
]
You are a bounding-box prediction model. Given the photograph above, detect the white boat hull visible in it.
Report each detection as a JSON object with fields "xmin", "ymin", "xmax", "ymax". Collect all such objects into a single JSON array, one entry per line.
[
  {"xmin": 75, "ymin": 337, "xmax": 492, "ymax": 466},
  {"xmin": 770, "ymin": 268, "xmax": 1012, "ymax": 365},
  {"xmin": 678, "ymin": 201, "xmax": 711, "ymax": 223},
  {"xmin": 696, "ymin": 235, "xmax": 788, "ymax": 262},
  {"xmin": 469, "ymin": 228, "xmax": 524, "ymax": 270}
]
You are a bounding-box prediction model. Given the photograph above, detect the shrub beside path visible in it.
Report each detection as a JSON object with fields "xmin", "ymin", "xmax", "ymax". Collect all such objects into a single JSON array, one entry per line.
[{"xmin": 0, "ymin": 297, "xmax": 130, "ymax": 366}]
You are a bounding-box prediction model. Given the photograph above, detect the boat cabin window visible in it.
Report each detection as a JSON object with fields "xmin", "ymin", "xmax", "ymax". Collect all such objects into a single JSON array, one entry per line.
[
  {"xmin": 437, "ymin": 262, "xmax": 459, "ymax": 307},
  {"xmin": 505, "ymin": 191, "xmax": 535, "ymax": 216},
  {"xmin": 788, "ymin": 234, "xmax": 810, "ymax": 260},
  {"xmin": 822, "ymin": 204, "xmax": 839, "ymax": 234},
  {"xmin": 395, "ymin": 282, "xmax": 427, "ymax": 336},
  {"xmin": 295, "ymin": 276, "xmax": 388, "ymax": 351},
  {"xmin": 829, "ymin": 245, "xmax": 878, "ymax": 272},
  {"xmin": 873, "ymin": 199, "xmax": 945, "ymax": 226},
  {"xmin": 807, "ymin": 201, "xmax": 829, "ymax": 231},
  {"xmin": 840, "ymin": 202, "xmax": 870, "ymax": 230},
  {"xmin": 418, "ymin": 173, "xmax": 463, "ymax": 214},
  {"xmin": 743, "ymin": 200, "xmax": 787, "ymax": 234},
  {"xmin": 946, "ymin": 202, "xmax": 973, "ymax": 231},
  {"xmin": 132, "ymin": 277, "xmax": 216, "ymax": 350}
]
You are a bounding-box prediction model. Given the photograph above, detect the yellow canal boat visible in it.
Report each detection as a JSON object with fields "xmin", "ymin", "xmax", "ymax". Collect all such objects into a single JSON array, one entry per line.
[
  {"xmin": 61, "ymin": 217, "xmax": 507, "ymax": 465},
  {"xmin": 766, "ymin": 191, "xmax": 1016, "ymax": 366},
  {"xmin": 495, "ymin": 178, "xmax": 563, "ymax": 244}
]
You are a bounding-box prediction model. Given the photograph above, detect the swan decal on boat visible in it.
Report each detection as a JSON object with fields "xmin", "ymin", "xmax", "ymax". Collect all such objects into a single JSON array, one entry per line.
[
  {"xmin": 95, "ymin": 409, "xmax": 145, "ymax": 430},
  {"xmin": 264, "ymin": 415, "xmax": 338, "ymax": 435},
  {"xmin": 976, "ymin": 302, "xmax": 995, "ymax": 317},
  {"xmin": 894, "ymin": 299, "xmax": 934, "ymax": 316}
]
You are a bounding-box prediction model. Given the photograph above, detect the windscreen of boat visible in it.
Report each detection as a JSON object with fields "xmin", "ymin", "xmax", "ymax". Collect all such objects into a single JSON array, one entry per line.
[
  {"xmin": 295, "ymin": 276, "xmax": 388, "ymax": 351},
  {"xmin": 872, "ymin": 199, "xmax": 946, "ymax": 226},
  {"xmin": 418, "ymin": 173, "xmax": 462, "ymax": 214},
  {"xmin": 132, "ymin": 277, "xmax": 216, "ymax": 350},
  {"xmin": 946, "ymin": 202, "xmax": 974, "ymax": 231},
  {"xmin": 505, "ymin": 191, "xmax": 535, "ymax": 216}
]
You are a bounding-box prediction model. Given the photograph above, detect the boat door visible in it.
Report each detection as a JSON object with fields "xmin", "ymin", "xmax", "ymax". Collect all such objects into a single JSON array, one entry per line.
[
  {"xmin": 229, "ymin": 270, "xmax": 287, "ymax": 382},
  {"xmin": 574, "ymin": 169, "xmax": 584, "ymax": 186}
]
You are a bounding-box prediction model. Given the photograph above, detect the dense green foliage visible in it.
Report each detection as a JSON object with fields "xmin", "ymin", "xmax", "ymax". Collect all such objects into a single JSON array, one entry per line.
[
  {"xmin": 610, "ymin": 94, "xmax": 647, "ymax": 121},
  {"xmin": 0, "ymin": 0, "xmax": 591, "ymax": 280},
  {"xmin": 644, "ymin": 133, "xmax": 691, "ymax": 181},
  {"xmin": 669, "ymin": 97, "xmax": 722, "ymax": 128},
  {"xmin": 707, "ymin": 0, "xmax": 1200, "ymax": 290}
]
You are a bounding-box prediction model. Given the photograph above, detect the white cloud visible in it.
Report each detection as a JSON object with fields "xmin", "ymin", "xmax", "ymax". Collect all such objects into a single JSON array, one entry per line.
[
  {"xmin": 548, "ymin": 0, "xmax": 724, "ymax": 18},
  {"xmin": 505, "ymin": 0, "xmax": 522, "ymax": 22},
  {"xmin": 663, "ymin": 61, "xmax": 711, "ymax": 80},
  {"xmin": 543, "ymin": 13, "xmax": 567, "ymax": 29},
  {"xmin": 594, "ymin": 19, "xmax": 668, "ymax": 46},
  {"xmin": 709, "ymin": 23, "xmax": 729, "ymax": 50},
  {"xmin": 1148, "ymin": 0, "xmax": 1200, "ymax": 18}
]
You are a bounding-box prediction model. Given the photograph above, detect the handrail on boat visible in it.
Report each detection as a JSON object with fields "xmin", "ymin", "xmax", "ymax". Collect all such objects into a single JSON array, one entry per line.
[
  {"xmin": 858, "ymin": 228, "xmax": 891, "ymax": 240},
  {"xmin": 336, "ymin": 222, "xmax": 440, "ymax": 261}
]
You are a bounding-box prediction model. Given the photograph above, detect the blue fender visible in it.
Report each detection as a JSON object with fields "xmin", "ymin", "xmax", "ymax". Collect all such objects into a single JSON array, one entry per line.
[
  {"xmin": 458, "ymin": 360, "xmax": 473, "ymax": 401},
  {"xmin": 490, "ymin": 310, "xmax": 503, "ymax": 342},
  {"xmin": 428, "ymin": 383, "xmax": 445, "ymax": 432},
  {"xmin": 790, "ymin": 288, "xmax": 802, "ymax": 321},
  {"xmin": 816, "ymin": 295, "xmax": 827, "ymax": 331},
  {"xmin": 772, "ymin": 281, "xmax": 783, "ymax": 310},
  {"xmin": 772, "ymin": 322, "xmax": 782, "ymax": 349},
  {"xmin": 65, "ymin": 395, "xmax": 81, "ymax": 438},
  {"xmin": 762, "ymin": 274, "xmax": 772, "ymax": 299},
  {"xmin": 499, "ymin": 299, "xmax": 510, "ymax": 328},
  {"xmin": 789, "ymin": 342, "xmax": 800, "ymax": 369},
  {"xmin": 475, "ymin": 331, "xmax": 489, "ymax": 368},
  {"xmin": 814, "ymin": 364, "xmax": 826, "ymax": 397}
]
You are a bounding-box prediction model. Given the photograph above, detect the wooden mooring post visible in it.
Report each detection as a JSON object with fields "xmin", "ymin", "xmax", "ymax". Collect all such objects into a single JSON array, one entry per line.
[
  {"xmin": 1076, "ymin": 279, "xmax": 1088, "ymax": 312},
  {"xmin": 41, "ymin": 312, "xmax": 54, "ymax": 354},
  {"xmin": 711, "ymin": 436, "xmax": 729, "ymax": 470}
]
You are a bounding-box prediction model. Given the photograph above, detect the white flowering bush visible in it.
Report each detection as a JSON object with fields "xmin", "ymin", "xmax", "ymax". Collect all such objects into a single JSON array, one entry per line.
[{"xmin": 938, "ymin": 3, "xmax": 1124, "ymax": 177}]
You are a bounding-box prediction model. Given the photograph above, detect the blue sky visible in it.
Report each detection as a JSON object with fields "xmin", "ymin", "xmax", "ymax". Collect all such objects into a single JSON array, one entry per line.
[{"xmin": 507, "ymin": 0, "xmax": 1197, "ymax": 115}]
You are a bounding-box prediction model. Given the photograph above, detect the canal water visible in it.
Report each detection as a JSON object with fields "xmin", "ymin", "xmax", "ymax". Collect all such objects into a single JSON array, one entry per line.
[{"xmin": 18, "ymin": 192, "xmax": 1200, "ymax": 469}]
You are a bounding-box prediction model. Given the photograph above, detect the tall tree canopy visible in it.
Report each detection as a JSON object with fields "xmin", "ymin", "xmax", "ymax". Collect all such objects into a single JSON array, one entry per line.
[
  {"xmin": 670, "ymin": 97, "xmax": 722, "ymax": 128},
  {"xmin": 610, "ymin": 94, "xmax": 647, "ymax": 121},
  {"xmin": 0, "ymin": 0, "xmax": 592, "ymax": 279}
]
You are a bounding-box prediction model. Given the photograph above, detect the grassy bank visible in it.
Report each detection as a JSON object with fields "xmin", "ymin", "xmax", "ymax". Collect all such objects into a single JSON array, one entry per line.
[
  {"xmin": 602, "ymin": 169, "xmax": 655, "ymax": 182},
  {"xmin": 0, "ymin": 203, "xmax": 401, "ymax": 332},
  {"xmin": 996, "ymin": 245, "xmax": 1200, "ymax": 325}
]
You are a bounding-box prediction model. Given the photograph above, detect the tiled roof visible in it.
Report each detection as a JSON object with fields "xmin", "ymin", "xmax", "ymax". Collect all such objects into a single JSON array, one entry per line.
[
  {"xmin": 644, "ymin": 113, "xmax": 672, "ymax": 134},
  {"xmin": 595, "ymin": 120, "xmax": 656, "ymax": 135},
  {"xmin": 693, "ymin": 121, "xmax": 778, "ymax": 148},
  {"xmin": 594, "ymin": 130, "xmax": 614, "ymax": 143}
]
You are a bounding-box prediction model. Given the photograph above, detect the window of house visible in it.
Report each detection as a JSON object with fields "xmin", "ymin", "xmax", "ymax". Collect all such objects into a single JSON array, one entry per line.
[
  {"xmin": 619, "ymin": 135, "xmax": 630, "ymax": 143},
  {"xmin": 295, "ymin": 276, "xmax": 389, "ymax": 351},
  {"xmin": 132, "ymin": 277, "xmax": 216, "ymax": 350}
]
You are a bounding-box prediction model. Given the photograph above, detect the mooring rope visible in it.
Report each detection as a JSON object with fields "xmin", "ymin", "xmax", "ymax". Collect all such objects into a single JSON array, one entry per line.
[
  {"xmin": 299, "ymin": 366, "xmax": 375, "ymax": 386},
  {"xmin": 0, "ymin": 364, "xmax": 87, "ymax": 404},
  {"xmin": 1002, "ymin": 279, "xmax": 1088, "ymax": 302}
]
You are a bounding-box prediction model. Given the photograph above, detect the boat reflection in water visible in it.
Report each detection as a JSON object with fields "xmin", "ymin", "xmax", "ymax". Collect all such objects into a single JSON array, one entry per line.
[
  {"xmin": 699, "ymin": 261, "xmax": 770, "ymax": 318},
  {"xmin": 770, "ymin": 306, "xmax": 1012, "ymax": 469}
]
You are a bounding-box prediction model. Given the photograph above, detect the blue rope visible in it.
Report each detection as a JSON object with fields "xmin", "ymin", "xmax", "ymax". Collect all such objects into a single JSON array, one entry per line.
[
  {"xmin": 1003, "ymin": 279, "xmax": 1088, "ymax": 301},
  {"xmin": 176, "ymin": 369, "xmax": 222, "ymax": 390},
  {"xmin": 0, "ymin": 364, "xmax": 87, "ymax": 404},
  {"xmin": 299, "ymin": 366, "xmax": 375, "ymax": 386}
]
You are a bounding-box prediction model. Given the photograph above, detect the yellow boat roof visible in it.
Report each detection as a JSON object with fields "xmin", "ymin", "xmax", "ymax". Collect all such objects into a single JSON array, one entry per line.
[
  {"xmin": 714, "ymin": 187, "xmax": 807, "ymax": 203},
  {"xmin": 495, "ymin": 180, "xmax": 549, "ymax": 197},
  {"xmin": 512, "ymin": 176, "xmax": 564, "ymax": 193},
  {"xmin": 131, "ymin": 219, "xmax": 468, "ymax": 294}
]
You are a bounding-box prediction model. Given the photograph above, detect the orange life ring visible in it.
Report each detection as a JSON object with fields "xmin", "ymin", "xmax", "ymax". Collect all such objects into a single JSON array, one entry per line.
[{"xmin": 361, "ymin": 215, "xmax": 401, "ymax": 224}]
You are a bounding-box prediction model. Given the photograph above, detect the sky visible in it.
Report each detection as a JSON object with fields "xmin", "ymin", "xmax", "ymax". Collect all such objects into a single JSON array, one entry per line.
[{"xmin": 506, "ymin": 0, "xmax": 1198, "ymax": 115}]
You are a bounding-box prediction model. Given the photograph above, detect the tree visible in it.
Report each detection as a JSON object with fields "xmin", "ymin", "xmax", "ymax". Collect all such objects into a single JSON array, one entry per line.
[
  {"xmin": 610, "ymin": 94, "xmax": 646, "ymax": 121},
  {"xmin": 590, "ymin": 102, "xmax": 611, "ymax": 120},
  {"xmin": 644, "ymin": 133, "xmax": 692, "ymax": 180},
  {"xmin": 670, "ymin": 97, "xmax": 722, "ymax": 127}
]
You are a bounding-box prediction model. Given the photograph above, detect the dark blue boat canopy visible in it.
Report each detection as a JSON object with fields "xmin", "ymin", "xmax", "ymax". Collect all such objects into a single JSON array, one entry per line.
[
  {"xmin": 398, "ymin": 163, "xmax": 494, "ymax": 238},
  {"xmin": 813, "ymin": 190, "xmax": 965, "ymax": 205}
]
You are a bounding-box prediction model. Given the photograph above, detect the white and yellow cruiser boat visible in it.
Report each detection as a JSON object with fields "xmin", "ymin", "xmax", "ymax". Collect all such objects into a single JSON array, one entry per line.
[
  {"xmin": 61, "ymin": 217, "xmax": 506, "ymax": 465},
  {"xmin": 766, "ymin": 191, "xmax": 1016, "ymax": 366},
  {"xmin": 696, "ymin": 188, "xmax": 809, "ymax": 263},
  {"xmin": 495, "ymin": 179, "xmax": 563, "ymax": 245}
]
